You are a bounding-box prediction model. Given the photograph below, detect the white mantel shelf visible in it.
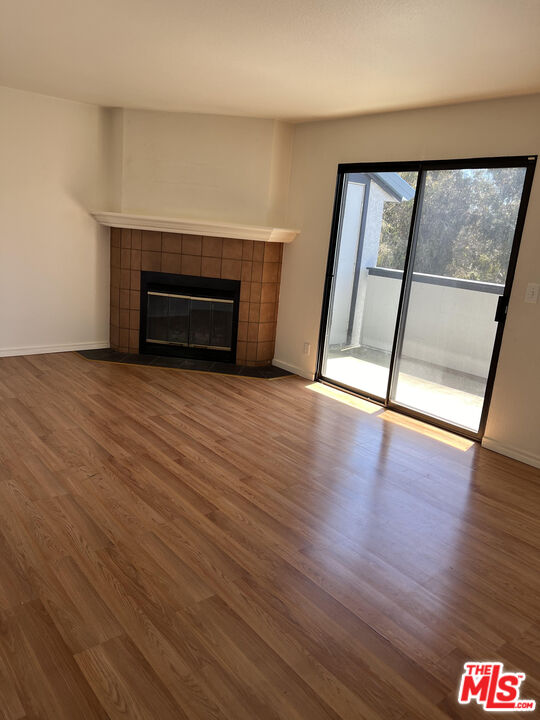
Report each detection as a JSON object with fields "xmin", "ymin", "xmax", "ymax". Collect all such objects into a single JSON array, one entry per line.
[{"xmin": 92, "ymin": 211, "xmax": 299, "ymax": 244}]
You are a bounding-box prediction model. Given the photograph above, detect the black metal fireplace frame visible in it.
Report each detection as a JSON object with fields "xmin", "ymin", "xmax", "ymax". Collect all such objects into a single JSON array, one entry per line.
[{"xmin": 139, "ymin": 271, "xmax": 240, "ymax": 363}]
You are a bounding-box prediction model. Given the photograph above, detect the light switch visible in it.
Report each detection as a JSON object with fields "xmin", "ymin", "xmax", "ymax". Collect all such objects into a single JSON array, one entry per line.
[{"xmin": 525, "ymin": 283, "xmax": 539, "ymax": 304}]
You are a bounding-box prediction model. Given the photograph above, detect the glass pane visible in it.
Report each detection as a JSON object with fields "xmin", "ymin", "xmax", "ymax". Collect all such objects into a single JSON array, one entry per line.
[
  {"xmin": 321, "ymin": 170, "xmax": 418, "ymax": 397},
  {"xmin": 210, "ymin": 301, "xmax": 233, "ymax": 349},
  {"xmin": 391, "ymin": 167, "xmax": 527, "ymax": 432},
  {"xmin": 146, "ymin": 294, "xmax": 169, "ymax": 342},
  {"xmin": 168, "ymin": 296, "xmax": 189, "ymax": 344},
  {"xmin": 189, "ymin": 299, "xmax": 212, "ymax": 346}
]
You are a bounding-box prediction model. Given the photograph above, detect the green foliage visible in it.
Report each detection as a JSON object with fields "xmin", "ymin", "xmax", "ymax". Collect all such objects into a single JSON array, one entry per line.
[{"xmin": 376, "ymin": 168, "xmax": 525, "ymax": 284}]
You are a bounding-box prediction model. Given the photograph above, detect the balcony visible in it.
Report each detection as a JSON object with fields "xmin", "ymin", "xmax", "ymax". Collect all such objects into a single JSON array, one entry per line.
[{"xmin": 325, "ymin": 267, "xmax": 502, "ymax": 430}]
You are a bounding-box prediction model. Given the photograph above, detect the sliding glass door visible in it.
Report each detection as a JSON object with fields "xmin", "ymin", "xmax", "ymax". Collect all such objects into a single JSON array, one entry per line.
[
  {"xmin": 318, "ymin": 157, "xmax": 536, "ymax": 438},
  {"xmin": 320, "ymin": 169, "xmax": 418, "ymax": 398}
]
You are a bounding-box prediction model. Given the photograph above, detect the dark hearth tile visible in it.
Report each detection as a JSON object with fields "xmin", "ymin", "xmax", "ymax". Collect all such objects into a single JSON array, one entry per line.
[{"xmin": 77, "ymin": 349, "xmax": 292, "ymax": 379}]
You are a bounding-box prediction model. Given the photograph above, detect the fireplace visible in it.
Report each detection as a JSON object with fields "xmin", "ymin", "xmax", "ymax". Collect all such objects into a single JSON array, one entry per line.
[
  {"xmin": 109, "ymin": 229, "xmax": 284, "ymax": 366},
  {"xmin": 140, "ymin": 271, "xmax": 240, "ymax": 362}
]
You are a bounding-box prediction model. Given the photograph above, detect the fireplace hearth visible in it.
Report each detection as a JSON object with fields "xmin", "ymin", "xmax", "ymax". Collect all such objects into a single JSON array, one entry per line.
[{"xmin": 140, "ymin": 271, "xmax": 240, "ymax": 362}]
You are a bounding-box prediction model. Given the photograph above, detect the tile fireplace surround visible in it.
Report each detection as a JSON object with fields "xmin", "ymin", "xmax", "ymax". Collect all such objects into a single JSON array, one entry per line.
[{"xmin": 110, "ymin": 228, "xmax": 283, "ymax": 366}]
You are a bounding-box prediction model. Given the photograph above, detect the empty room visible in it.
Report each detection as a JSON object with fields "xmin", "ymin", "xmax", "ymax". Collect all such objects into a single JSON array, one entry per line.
[{"xmin": 1, "ymin": 0, "xmax": 540, "ymax": 718}]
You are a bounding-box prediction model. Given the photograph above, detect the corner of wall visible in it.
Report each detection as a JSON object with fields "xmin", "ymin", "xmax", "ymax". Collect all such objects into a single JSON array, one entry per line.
[
  {"xmin": 102, "ymin": 107, "xmax": 124, "ymax": 211},
  {"xmin": 266, "ymin": 120, "xmax": 294, "ymax": 226},
  {"xmin": 481, "ymin": 436, "xmax": 540, "ymax": 469}
]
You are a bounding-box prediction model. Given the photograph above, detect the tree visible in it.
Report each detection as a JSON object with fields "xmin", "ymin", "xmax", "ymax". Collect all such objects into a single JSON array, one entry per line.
[{"xmin": 376, "ymin": 168, "xmax": 525, "ymax": 283}]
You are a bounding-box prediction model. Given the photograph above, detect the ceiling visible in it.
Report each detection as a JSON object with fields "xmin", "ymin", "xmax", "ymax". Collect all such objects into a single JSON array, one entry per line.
[{"xmin": 1, "ymin": 0, "xmax": 540, "ymax": 122}]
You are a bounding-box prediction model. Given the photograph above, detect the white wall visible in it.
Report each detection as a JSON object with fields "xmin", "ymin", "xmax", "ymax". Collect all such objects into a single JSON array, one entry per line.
[
  {"xmin": 276, "ymin": 94, "xmax": 540, "ymax": 466},
  {"xmin": 119, "ymin": 109, "xmax": 293, "ymax": 226},
  {"xmin": 0, "ymin": 86, "xmax": 116, "ymax": 355}
]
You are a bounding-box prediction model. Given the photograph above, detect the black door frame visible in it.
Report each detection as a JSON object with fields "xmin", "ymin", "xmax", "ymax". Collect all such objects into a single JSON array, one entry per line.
[{"xmin": 315, "ymin": 155, "xmax": 537, "ymax": 441}]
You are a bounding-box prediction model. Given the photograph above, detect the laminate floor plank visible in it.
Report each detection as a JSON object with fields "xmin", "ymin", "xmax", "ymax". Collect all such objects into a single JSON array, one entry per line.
[{"xmin": 0, "ymin": 351, "xmax": 538, "ymax": 719}]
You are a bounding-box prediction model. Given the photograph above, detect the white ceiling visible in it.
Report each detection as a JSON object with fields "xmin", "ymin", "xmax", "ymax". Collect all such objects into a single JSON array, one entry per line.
[{"xmin": 2, "ymin": 0, "xmax": 540, "ymax": 122}]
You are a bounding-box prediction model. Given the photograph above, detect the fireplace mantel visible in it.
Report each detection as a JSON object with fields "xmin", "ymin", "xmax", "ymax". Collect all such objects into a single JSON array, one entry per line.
[{"xmin": 92, "ymin": 211, "xmax": 299, "ymax": 244}]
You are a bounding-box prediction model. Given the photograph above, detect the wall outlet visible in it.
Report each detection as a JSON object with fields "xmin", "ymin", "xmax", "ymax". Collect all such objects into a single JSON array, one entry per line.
[
  {"xmin": 303, "ymin": 342, "xmax": 311, "ymax": 355},
  {"xmin": 525, "ymin": 282, "xmax": 540, "ymax": 304}
]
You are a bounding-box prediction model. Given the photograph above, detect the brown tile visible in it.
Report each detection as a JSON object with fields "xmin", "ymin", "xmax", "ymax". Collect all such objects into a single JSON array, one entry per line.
[
  {"xmin": 238, "ymin": 302, "xmax": 249, "ymax": 322},
  {"xmin": 237, "ymin": 321, "xmax": 248, "ymax": 342},
  {"xmin": 236, "ymin": 342, "xmax": 247, "ymax": 363},
  {"xmin": 129, "ymin": 310, "xmax": 139, "ymax": 330},
  {"xmin": 252, "ymin": 242, "xmax": 264, "ymax": 262},
  {"xmin": 182, "ymin": 235, "xmax": 202, "ymax": 255},
  {"xmin": 257, "ymin": 341, "xmax": 274, "ymax": 362},
  {"xmin": 250, "ymin": 283, "xmax": 262, "ymax": 303},
  {"xmin": 222, "ymin": 238, "xmax": 243, "ymax": 260},
  {"xmin": 110, "ymin": 306, "xmax": 119, "ymax": 328},
  {"xmin": 260, "ymin": 302, "xmax": 276, "ymax": 323},
  {"xmin": 142, "ymin": 251, "xmax": 161, "ymax": 272},
  {"xmin": 248, "ymin": 303, "xmax": 260, "ymax": 323},
  {"xmin": 201, "ymin": 256, "xmax": 221, "ymax": 278},
  {"xmin": 120, "ymin": 269, "xmax": 131, "ymax": 289},
  {"xmin": 246, "ymin": 343, "xmax": 258, "ymax": 361},
  {"xmin": 119, "ymin": 289, "xmax": 130, "ymax": 309},
  {"xmin": 129, "ymin": 290, "xmax": 139, "ymax": 310},
  {"xmin": 131, "ymin": 249, "xmax": 141, "ymax": 269},
  {"xmin": 240, "ymin": 282, "xmax": 251, "ymax": 302},
  {"xmin": 161, "ymin": 253, "xmax": 182, "ymax": 274},
  {"xmin": 121, "ymin": 229, "xmax": 131, "ymax": 249},
  {"xmin": 142, "ymin": 231, "xmax": 161, "ymax": 252},
  {"xmin": 242, "ymin": 240, "xmax": 254, "ymax": 260},
  {"xmin": 162, "ymin": 233, "xmax": 182, "ymax": 254},
  {"xmin": 202, "ymin": 236, "xmax": 222, "ymax": 257},
  {"xmin": 129, "ymin": 330, "xmax": 139, "ymax": 352},
  {"xmin": 119, "ymin": 328, "xmax": 129, "ymax": 348},
  {"xmin": 111, "ymin": 267, "xmax": 120, "ymax": 288},
  {"xmin": 262, "ymin": 262, "xmax": 280, "ymax": 283},
  {"xmin": 181, "ymin": 255, "xmax": 202, "ymax": 276},
  {"xmin": 111, "ymin": 228, "xmax": 121, "ymax": 248},
  {"xmin": 258, "ymin": 322, "xmax": 275, "ymax": 342},
  {"xmin": 251, "ymin": 262, "xmax": 263, "ymax": 282},
  {"xmin": 110, "ymin": 325, "xmax": 119, "ymax": 347},
  {"xmin": 264, "ymin": 243, "xmax": 282, "ymax": 262},
  {"xmin": 110, "ymin": 286, "xmax": 119, "ymax": 308},
  {"xmin": 119, "ymin": 308, "xmax": 129, "ymax": 329},
  {"xmin": 221, "ymin": 258, "xmax": 241, "ymax": 280},
  {"xmin": 247, "ymin": 323, "xmax": 259, "ymax": 342},
  {"xmin": 131, "ymin": 271, "xmax": 140, "ymax": 291},
  {"xmin": 121, "ymin": 248, "xmax": 131, "ymax": 268},
  {"xmin": 241, "ymin": 261, "xmax": 252, "ymax": 282},
  {"xmin": 131, "ymin": 230, "xmax": 142, "ymax": 250},
  {"xmin": 111, "ymin": 246, "xmax": 121, "ymax": 268},
  {"xmin": 261, "ymin": 283, "xmax": 278, "ymax": 303}
]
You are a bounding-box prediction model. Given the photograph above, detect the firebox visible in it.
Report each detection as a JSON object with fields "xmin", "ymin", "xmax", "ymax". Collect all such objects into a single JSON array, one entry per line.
[{"xmin": 139, "ymin": 271, "xmax": 240, "ymax": 362}]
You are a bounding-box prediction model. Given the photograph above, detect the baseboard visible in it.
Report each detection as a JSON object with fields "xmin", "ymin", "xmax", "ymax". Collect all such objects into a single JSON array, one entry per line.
[
  {"xmin": 272, "ymin": 358, "xmax": 315, "ymax": 380},
  {"xmin": 481, "ymin": 436, "xmax": 540, "ymax": 469},
  {"xmin": 0, "ymin": 341, "xmax": 109, "ymax": 358}
]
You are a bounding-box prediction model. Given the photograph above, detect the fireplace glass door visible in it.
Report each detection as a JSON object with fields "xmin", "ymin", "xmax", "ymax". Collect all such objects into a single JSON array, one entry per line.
[{"xmin": 147, "ymin": 292, "xmax": 234, "ymax": 350}]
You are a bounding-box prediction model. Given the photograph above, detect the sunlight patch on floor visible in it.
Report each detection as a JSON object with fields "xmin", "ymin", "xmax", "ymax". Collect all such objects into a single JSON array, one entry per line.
[{"xmin": 325, "ymin": 356, "xmax": 483, "ymax": 431}]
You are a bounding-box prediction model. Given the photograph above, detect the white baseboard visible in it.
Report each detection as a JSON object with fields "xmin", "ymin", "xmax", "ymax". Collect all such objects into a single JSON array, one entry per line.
[
  {"xmin": 272, "ymin": 358, "xmax": 315, "ymax": 380},
  {"xmin": 482, "ymin": 436, "xmax": 540, "ymax": 469},
  {"xmin": 0, "ymin": 341, "xmax": 109, "ymax": 358}
]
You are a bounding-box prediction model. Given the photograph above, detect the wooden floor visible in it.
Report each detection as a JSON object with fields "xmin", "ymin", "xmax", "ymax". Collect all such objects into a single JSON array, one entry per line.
[{"xmin": 0, "ymin": 352, "xmax": 539, "ymax": 719}]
